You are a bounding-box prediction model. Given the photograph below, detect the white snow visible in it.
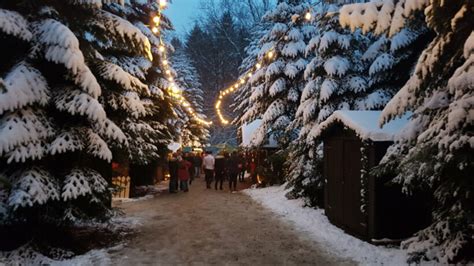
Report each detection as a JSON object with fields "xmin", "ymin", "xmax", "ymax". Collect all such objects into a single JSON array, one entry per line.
[
  {"xmin": 0, "ymin": 9, "xmax": 32, "ymax": 41},
  {"xmin": 36, "ymin": 19, "xmax": 102, "ymax": 99},
  {"xmin": 0, "ymin": 63, "xmax": 49, "ymax": 115},
  {"xmin": 244, "ymin": 185, "xmax": 408, "ymax": 265},
  {"xmin": 310, "ymin": 110, "xmax": 411, "ymax": 141},
  {"xmin": 241, "ymin": 119, "xmax": 278, "ymax": 148}
]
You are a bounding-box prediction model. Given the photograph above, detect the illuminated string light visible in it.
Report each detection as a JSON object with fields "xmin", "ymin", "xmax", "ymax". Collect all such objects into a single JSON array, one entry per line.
[
  {"xmin": 148, "ymin": 0, "xmax": 212, "ymax": 126},
  {"xmin": 214, "ymin": 8, "xmax": 313, "ymax": 125}
]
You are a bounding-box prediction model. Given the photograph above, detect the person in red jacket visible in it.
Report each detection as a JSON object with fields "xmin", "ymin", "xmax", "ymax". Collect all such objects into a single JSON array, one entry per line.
[{"xmin": 177, "ymin": 156, "xmax": 192, "ymax": 192}]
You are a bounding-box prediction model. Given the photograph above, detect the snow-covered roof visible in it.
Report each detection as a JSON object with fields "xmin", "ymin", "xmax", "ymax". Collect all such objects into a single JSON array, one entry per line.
[
  {"xmin": 313, "ymin": 110, "xmax": 410, "ymax": 141},
  {"xmin": 241, "ymin": 119, "xmax": 278, "ymax": 148}
]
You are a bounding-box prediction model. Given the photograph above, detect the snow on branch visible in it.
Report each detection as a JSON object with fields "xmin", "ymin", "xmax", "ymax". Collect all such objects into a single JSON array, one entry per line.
[
  {"xmin": 97, "ymin": 61, "xmax": 150, "ymax": 95},
  {"xmin": 49, "ymin": 131, "xmax": 84, "ymax": 156},
  {"xmin": 86, "ymin": 129, "xmax": 112, "ymax": 161},
  {"xmin": 339, "ymin": 0, "xmax": 428, "ymax": 36},
  {"xmin": 35, "ymin": 19, "xmax": 101, "ymax": 98},
  {"xmin": 53, "ymin": 88, "xmax": 107, "ymax": 121},
  {"xmin": 92, "ymin": 118, "xmax": 127, "ymax": 144},
  {"xmin": 0, "ymin": 109, "xmax": 55, "ymax": 159},
  {"xmin": 0, "ymin": 9, "xmax": 32, "ymax": 41},
  {"xmin": 97, "ymin": 11, "xmax": 152, "ymax": 60},
  {"xmin": 7, "ymin": 167, "xmax": 59, "ymax": 210},
  {"xmin": 67, "ymin": 0, "xmax": 124, "ymax": 9},
  {"xmin": 0, "ymin": 63, "xmax": 49, "ymax": 115},
  {"xmin": 62, "ymin": 168, "xmax": 92, "ymax": 201}
]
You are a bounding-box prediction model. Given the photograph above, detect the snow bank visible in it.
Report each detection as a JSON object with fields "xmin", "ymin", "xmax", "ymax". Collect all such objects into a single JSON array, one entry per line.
[
  {"xmin": 0, "ymin": 245, "xmax": 113, "ymax": 266},
  {"xmin": 244, "ymin": 185, "xmax": 408, "ymax": 265}
]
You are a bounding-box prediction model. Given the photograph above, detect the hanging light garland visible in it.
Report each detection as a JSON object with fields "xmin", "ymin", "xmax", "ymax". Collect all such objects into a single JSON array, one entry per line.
[
  {"xmin": 214, "ymin": 9, "xmax": 313, "ymax": 125},
  {"xmin": 151, "ymin": 0, "xmax": 212, "ymax": 126}
]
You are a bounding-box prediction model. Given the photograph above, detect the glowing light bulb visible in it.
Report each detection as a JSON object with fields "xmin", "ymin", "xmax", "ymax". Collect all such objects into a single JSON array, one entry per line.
[
  {"xmin": 240, "ymin": 79, "xmax": 245, "ymax": 84},
  {"xmin": 247, "ymin": 73, "xmax": 252, "ymax": 78},
  {"xmin": 159, "ymin": 0, "xmax": 167, "ymax": 8},
  {"xmin": 165, "ymin": 69, "xmax": 171, "ymax": 75},
  {"xmin": 152, "ymin": 27, "xmax": 159, "ymax": 34},
  {"xmin": 159, "ymin": 45, "xmax": 165, "ymax": 52},
  {"xmin": 162, "ymin": 60, "xmax": 168, "ymax": 65},
  {"xmin": 256, "ymin": 63, "xmax": 262, "ymax": 69},
  {"xmin": 153, "ymin": 16, "xmax": 160, "ymax": 24},
  {"xmin": 267, "ymin": 51, "xmax": 274, "ymax": 59},
  {"xmin": 305, "ymin": 11, "xmax": 312, "ymax": 21}
]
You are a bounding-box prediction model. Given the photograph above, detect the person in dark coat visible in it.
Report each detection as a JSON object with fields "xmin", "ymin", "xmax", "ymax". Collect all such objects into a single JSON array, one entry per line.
[
  {"xmin": 178, "ymin": 156, "xmax": 192, "ymax": 192},
  {"xmin": 228, "ymin": 151, "xmax": 241, "ymax": 192},
  {"xmin": 238, "ymin": 152, "xmax": 246, "ymax": 182},
  {"xmin": 193, "ymin": 153, "xmax": 202, "ymax": 179},
  {"xmin": 214, "ymin": 153, "xmax": 228, "ymax": 190},
  {"xmin": 168, "ymin": 153, "xmax": 179, "ymax": 193}
]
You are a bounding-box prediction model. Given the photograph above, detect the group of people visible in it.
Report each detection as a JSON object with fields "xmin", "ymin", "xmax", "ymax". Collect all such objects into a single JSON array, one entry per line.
[{"xmin": 168, "ymin": 150, "xmax": 252, "ymax": 193}]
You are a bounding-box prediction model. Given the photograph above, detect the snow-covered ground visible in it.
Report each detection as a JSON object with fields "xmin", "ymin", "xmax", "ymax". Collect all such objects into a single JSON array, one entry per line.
[{"xmin": 244, "ymin": 185, "xmax": 409, "ymax": 265}]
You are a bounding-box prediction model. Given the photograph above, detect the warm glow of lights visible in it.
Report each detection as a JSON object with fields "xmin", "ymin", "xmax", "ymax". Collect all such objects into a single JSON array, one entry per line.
[
  {"xmin": 305, "ymin": 11, "xmax": 312, "ymax": 21},
  {"xmin": 240, "ymin": 79, "xmax": 245, "ymax": 84},
  {"xmin": 247, "ymin": 73, "xmax": 252, "ymax": 78},
  {"xmin": 256, "ymin": 63, "xmax": 262, "ymax": 69},
  {"xmin": 159, "ymin": 0, "xmax": 167, "ymax": 8},
  {"xmin": 147, "ymin": 9, "xmax": 213, "ymax": 127},
  {"xmin": 267, "ymin": 51, "xmax": 274, "ymax": 59}
]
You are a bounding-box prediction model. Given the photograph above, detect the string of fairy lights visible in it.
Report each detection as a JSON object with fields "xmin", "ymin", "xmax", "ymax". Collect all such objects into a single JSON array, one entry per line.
[
  {"xmin": 150, "ymin": 0, "xmax": 213, "ymax": 126},
  {"xmin": 215, "ymin": 10, "xmax": 313, "ymax": 125}
]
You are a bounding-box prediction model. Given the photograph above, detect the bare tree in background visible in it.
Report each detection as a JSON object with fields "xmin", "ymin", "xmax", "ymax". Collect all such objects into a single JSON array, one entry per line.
[{"xmin": 183, "ymin": 0, "xmax": 274, "ymax": 146}]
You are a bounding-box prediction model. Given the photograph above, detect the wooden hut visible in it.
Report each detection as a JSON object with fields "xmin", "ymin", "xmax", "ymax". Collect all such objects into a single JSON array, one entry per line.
[{"xmin": 314, "ymin": 111, "xmax": 428, "ymax": 242}]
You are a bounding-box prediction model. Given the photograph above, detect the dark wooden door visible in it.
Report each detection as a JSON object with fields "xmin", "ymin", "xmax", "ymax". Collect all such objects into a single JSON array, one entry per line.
[
  {"xmin": 325, "ymin": 139, "xmax": 344, "ymax": 225},
  {"xmin": 343, "ymin": 140, "xmax": 366, "ymax": 237}
]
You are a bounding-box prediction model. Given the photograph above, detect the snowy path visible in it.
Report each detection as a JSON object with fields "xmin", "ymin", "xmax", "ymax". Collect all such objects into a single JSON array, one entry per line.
[{"xmin": 109, "ymin": 178, "xmax": 354, "ymax": 265}]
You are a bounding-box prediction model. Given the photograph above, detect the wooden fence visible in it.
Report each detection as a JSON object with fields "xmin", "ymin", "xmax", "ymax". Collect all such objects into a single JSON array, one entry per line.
[{"xmin": 112, "ymin": 176, "xmax": 131, "ymax": 199}]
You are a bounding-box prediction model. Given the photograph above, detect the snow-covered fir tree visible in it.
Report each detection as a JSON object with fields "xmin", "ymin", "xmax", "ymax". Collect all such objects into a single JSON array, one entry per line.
[
  {"xmin": 233, "ymin": 22, "xmax": 272, "ymax": 127},
  {"xmin": 285, "ymin": 2, "xmax": 370, "ymax": 204},
  {"xmin": 286, "ymin": 1, "xmax": 429, "ymax": 206},
  {"xmin": 340, "ymin": 0, "xmax": 473, "ymax": 263},
  {"xmin": 239, "ymin": 0, "xmax": 317, "ymax": 147},
  {"xmin": 171, "ymin": 38, "xmax": 209, "ymax": 147},
  {"xmin": 0, "ymin": 0, "xmax": 132, "ymax": 224},
  {"xmin": 105, "ymin": 1, "xmax": 179, "ymax": 166}
]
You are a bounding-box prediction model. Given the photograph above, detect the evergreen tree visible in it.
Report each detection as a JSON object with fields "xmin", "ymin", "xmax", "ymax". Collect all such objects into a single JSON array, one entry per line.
[
  {"xmin": 171, "ymin": 38, "xmax": 209, "ymax": 147},
  {"xmin": 286, "ymin": 1, "xmax": 428, "ymax": 206},
  {"xmin": 0, "ymin": 0, "xmax": 133, "ymax": 224},
  {"xmin": 340, "ymin": 0, "xmax": 473, "ymax": 262},
  {"xmin": 239, "ymin": 0, "xmax": 316, "ymax": 147}
]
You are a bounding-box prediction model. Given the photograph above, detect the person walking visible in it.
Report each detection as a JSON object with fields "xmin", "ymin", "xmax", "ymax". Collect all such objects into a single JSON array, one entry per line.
[
  {"xmin": 202, "ymin": 150, "xmax": 215, "ymax": 189},
  {"xmin": 228, "ymin": 151, "xmax": 240, "ymax": 192},
  {"xmin": 214, "ymin": 152, "xmax": 227, "ymax": 190},
  {"xmin": 168, "ymin": 153, "xmax": 179, "ymax": 193},
  {"xmin": 193, "ymin": 152, "xmax": 202, "ymax": 179},
  {"xmin": 184, "ymin": 153, "xmax": 195, "ymax": 185},
  {"xmin": 238, "ymin": 152, "xmax": 246, "ymax": 182},
  {"xmin": 177, "ymin": 156, "xmax": 192, "ymax": 192}
]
